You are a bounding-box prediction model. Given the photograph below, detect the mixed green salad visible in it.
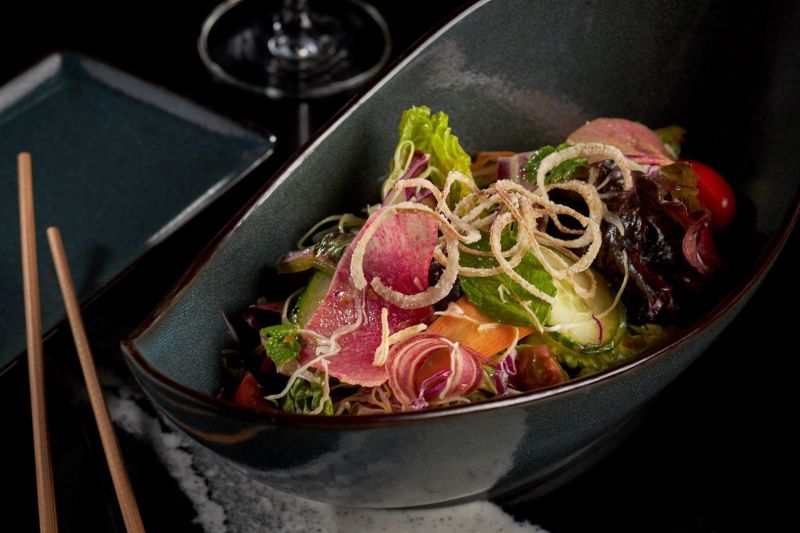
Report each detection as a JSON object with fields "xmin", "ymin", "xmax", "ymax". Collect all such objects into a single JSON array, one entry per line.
[{"xmin": 219, "ymin": 107, "xmax": 734, "ymax": 415}]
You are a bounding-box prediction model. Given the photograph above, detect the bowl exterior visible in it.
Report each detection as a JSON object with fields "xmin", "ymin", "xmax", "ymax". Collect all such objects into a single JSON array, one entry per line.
[{"xmin": 125, "ymin": 280, "xmax": 757, "ymax": 507}]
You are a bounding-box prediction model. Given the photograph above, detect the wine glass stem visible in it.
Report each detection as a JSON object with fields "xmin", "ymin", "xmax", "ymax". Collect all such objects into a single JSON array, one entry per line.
[
  {"xmin": 297, "ymin": 101, "xmax": 311, "ymax": 145},
  {"xmin": 283, "ymin": 0, "xmax": 307, "ymax": 13}
]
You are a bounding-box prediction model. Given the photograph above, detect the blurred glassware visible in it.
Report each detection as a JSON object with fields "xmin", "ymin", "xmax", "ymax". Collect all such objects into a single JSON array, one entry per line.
[{"xmin": 198, "ymin": 0, "xmax": 391, "ymax": 100}]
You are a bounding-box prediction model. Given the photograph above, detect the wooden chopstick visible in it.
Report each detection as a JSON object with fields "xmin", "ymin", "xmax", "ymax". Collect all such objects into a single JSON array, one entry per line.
[
  {"xmin": 47, "ymin": 227, "xmax": 146, "ymax": 533},
  {"xmin": 18, "ymin": 152, "xmax": 59, "ymax": 533}
]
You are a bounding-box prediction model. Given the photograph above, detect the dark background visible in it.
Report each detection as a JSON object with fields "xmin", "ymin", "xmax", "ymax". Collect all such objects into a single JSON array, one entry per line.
[{"xmin": 1, "ymin": 1, "xmax": 795, "ymax": 531}]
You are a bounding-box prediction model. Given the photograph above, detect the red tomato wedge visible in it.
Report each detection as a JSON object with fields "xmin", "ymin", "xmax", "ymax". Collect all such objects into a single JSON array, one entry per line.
[
  {"xmin": 234, "ymin": 372, "xmax": 273, "ymax": 413},
  {"xmin": 682, "ymin": 159, "xmax": 736, "ymax": 230}
]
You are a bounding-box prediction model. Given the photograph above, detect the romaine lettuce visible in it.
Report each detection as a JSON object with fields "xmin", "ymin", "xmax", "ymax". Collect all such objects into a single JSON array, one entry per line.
[{"xmin": 385, "ymin": 106, "xmax": 475, "ymax": 204}]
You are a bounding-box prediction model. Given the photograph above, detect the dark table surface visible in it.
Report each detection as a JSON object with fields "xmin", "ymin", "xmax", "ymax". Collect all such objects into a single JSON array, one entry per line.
[{"xmin": 1, "ymin": 1, "xmax": 795, "ymax": 531}]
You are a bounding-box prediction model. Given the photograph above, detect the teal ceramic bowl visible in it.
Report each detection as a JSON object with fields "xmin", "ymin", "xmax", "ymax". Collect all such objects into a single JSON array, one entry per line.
[{"xmin": 122, "ymin": 0, "xmax": 800, "ymax": 507}]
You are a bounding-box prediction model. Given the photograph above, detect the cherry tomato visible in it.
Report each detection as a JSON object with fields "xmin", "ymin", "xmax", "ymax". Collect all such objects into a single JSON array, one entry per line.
[
  {"xmin": 682, "ymin": 159, "xmax": 736, "ymax": 230},
  {"xmin": 257, "ymin": 355, "xmax": 274, "ymax": 378},
  {"xmin": 510, "ymin": 345, "xmax": 568, "ymax": 392},
  {"xmin": 234, "ymin": 372, "xmax": 273, "ymax": 412}
]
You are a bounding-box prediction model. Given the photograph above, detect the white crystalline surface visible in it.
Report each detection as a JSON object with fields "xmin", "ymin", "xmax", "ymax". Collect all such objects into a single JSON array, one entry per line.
[{"xmin": 106, "ymin": 384, "xmax": 546, "ymax": 533}]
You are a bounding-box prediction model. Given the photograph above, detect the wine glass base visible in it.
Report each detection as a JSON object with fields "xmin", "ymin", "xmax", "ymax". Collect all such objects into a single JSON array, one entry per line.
[{"xmin": 199, "ymin": 0, "xmax": 392, "ymax": 100}]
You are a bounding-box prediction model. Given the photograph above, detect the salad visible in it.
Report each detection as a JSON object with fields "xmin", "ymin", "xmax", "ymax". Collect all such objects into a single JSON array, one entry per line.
[{"xmin": 220, "ymin": 106, "xmax": 734, "ymax": 416}]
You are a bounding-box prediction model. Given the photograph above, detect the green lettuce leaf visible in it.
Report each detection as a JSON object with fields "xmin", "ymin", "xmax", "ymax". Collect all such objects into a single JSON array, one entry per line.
[
  {"xmin": 657, "ymin": 162, "xmax": 703, "ymax": 212},
  {"xmin": 459, "ymin": 232, "xmax": 555, "ymax": 327},
  {"xmin": 615, "ymin": 323, "xmax": 675, "ymax": 359},
  {"xmin": 260, "ymin": 324, "xmax": 301, "ymax": 363},
  {"xmin": 654, "ymin": 125, "xmax": 686, "ymax": 159},
  {"xmin": 522, "ymin": 322, "xmax": 673, "ymax": 374},
  {"xmin": 280, "ymin": 377, "xmax": 334, "ymax": 415},
  {"xmin": 522, "ymin": 143, "xmax": 587, "ymax": 184},
  {"xmin": 389, "ymin": 106, "xmax": 474, "ymax": 203}
]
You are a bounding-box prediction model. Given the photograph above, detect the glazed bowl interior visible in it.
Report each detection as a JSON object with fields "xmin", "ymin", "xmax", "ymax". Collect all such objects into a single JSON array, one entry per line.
[
  {"xmin": 124, "ymin": 0, "xmax": 799, "ymax": 507},
  {"xmin": 134, "ymin": 0, "xmax": 798, "ymax": 396}
]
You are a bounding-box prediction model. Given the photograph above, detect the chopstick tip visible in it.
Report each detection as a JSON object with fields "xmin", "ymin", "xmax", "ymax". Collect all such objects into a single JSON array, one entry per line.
[{"xmin": 17, "ymin": 152, "xmax": 32, "ymax": 184}]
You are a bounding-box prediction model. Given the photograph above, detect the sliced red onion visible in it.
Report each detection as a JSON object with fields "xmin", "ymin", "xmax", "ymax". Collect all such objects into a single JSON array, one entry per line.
[
  {"xmin": 276, "ymin": 247, "xmax": 315, "ymax": 273},
  {"xmin": 384, "ymin": 151, "xmax": 432, "ymax": 204},
  {"xmin": 386, "ymin": 333, "xmax": 484, "ymax": 410},
  {"xmin": 493, "ymin": 369, "xmax": 507, "ymax": 396},
  {"xmin": 405, "ymin": 186, "xmax": 434, "ymax": 203},
  {"xmin": 242, "ymin": 303, "xmax": 283, "ymax": 329},
  {"xmin": 401, "ymin": 152, "xmax": 433, "ymax": 202},
  {"xmin": 410, "ymin": 369, "xmax": 451, "ymax": 409},
  {"xmin": 683, "ymin": 213, "xmax": 724, "ymax": 274},
  {"xmin": 502, "ymin": 353, "xmax": 517, "ymax": 376},
  {"xmin": 492, "ymin": 353, "xmax": 517, "ymax": 396},
  {"xmin": 251, "ymin": 302, "xmax": 284, "ymax": 313},
  {"xmin": 496, "ymin": 152, "xmax": 532, "ymax": 183},
  {"xmin": 591, "ymin": 314, "xmax": 603, "ymax": 345}
]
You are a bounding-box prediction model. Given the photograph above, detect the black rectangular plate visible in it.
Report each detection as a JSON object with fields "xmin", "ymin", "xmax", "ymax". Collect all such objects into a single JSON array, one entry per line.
[{"xmin": 0, "ymin": 52, "xmax": 275, "ymax": 370}]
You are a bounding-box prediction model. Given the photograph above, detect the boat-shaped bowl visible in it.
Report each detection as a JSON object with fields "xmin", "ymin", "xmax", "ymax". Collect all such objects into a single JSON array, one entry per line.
[{"xmin": 122, "ymin": 0, "xmax": 800, "ymax": 507}]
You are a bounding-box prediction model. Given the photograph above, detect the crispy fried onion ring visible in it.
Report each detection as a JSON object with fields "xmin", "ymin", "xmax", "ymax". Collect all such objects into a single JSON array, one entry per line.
[
  {"xmin": 352, "ymin": 142, "xmax": 626, "ymax": 310},
  {"xmin": 535, "ymin": 142, "xmax": 633, "ymax": 194}
]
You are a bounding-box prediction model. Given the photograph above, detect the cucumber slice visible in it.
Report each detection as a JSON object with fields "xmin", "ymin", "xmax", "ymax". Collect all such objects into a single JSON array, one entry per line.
[
  {"xmin": 456, "ymin": 237, "xmax": 623, "ymax": 351},
  {"xmin": 547, "ymin": 266, "xmax": 622, "ymax": 351},
  {"xmin": 295, "ymin": 271, "xmax": 332, "ymax": 327}
]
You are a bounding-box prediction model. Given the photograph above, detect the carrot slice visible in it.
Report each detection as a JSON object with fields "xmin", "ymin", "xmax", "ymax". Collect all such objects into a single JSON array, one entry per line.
[{"xmin": 427, "ymin": 297, "xmax": 534, "ymax": 364}]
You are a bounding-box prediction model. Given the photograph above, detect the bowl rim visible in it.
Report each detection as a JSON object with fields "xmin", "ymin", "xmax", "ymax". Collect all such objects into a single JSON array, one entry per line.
[{"xmin": 122, "ymin": 0, "xmax": 800, "ymax": 429}]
